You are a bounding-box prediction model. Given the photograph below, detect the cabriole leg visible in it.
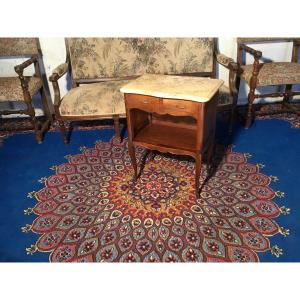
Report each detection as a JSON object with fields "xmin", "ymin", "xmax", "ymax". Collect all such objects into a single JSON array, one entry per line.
[
  {"xmin": 195, "ymin": 154, "xmax": 202, "ymax": 198},
  {"xmin": 128, "ymin": 142, "xmax": 138, "ymax": 181}
]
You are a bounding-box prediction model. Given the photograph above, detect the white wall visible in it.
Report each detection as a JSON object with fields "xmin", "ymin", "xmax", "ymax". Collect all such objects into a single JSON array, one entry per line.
[{"xmin": 1, "ymin": 38, "xmax": 299, "ymax": 117}]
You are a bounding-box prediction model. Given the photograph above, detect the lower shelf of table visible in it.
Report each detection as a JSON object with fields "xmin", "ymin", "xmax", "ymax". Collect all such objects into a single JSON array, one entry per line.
[{"xmin": 133, "ymin": 123, "xmax": 198, "ymax": 153}]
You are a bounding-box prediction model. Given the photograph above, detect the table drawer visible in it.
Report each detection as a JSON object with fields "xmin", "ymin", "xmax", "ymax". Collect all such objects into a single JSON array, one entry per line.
[
  {"xmin": 159, "ymin": 98, "xmax": 199, "ymax": 117},
  {"xmin": 125, "ymin": 94, "xmax": 158, "ymax": 112}
]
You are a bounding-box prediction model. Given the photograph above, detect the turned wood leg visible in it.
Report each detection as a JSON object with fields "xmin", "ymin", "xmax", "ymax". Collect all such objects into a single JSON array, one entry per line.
[
  {"xmin": 58, "ymin": 120, "xmax": 69, "ymax": 144},
  {"xmin": 195, "ymin": 154, "xmax": 202, "ymax": 197},
  {"xmin": 128, "ymin": 142, "xmax": 138, "ymax": 180},
  {"xmin": 229, "ymin": 93, "xmax": 238, "ymax": 135},
  {"xmin": 150, "ymin": 150, "xmax": 157, "ymax": 161},
  {"xmin": 26, "ymin": 101, "xmax": 42, "ymax": 144},
  {"xmin": 113, "ymin": 115, "xmax": 121, "ymax": 141},
  {"xmin": 40, "ymin": 86, "xmax": 53, "ymax": 123},
  {"xmin": 245, "ymin": 90, "xmax": 255, "ymax": 129},
  {"xmin": 282, "ymin": 84, "xmax": 292, "ymax": 109}
]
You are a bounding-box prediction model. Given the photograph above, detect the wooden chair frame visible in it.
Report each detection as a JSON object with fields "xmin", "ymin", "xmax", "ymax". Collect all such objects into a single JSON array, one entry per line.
[
  {"xmin": 235, "ymin": 38, "xmax": 300, "ymax": 128},
  {"xmin": 0, "ymin": 38, "xmax": 53, "ymax": 143}
]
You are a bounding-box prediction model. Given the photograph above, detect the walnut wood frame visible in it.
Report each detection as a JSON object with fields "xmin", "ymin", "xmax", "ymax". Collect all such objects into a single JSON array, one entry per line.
[
  {"xmin": 235, "ymin": 38, "xmax": 300, "ymax": 128},
  {"xmin": 50, "ymin": 38, "xmax": 238, "ymax": 143},
  {"xmin": 0, "ymin": 38, "xmax": 53, "ymax": 143},
  {"xmin": 125, "ymin": 92, "xmax": 219, "ymax": 197}
]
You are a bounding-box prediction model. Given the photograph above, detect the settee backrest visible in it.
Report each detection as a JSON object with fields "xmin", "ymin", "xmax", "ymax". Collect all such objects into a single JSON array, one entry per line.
[
  {"xmin": 0, "ymin": 38, "xmax": 39, "ymax": 56},
  {"xmin": 66, "ymin": 38, "xmax": 216, "ymax": 81}
]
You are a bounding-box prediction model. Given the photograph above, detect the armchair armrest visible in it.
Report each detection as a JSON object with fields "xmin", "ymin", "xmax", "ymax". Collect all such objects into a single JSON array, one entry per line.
[
  {"xmin": 239, "ymin": 43, "xmax": 262, "ymax": 60},
  {"xmin": 215, "ymin": 52, "xmax": 238, "ymax": 72},
  {"xmin": 49, "ymin": 62, "xmax": 69, "ymax": 110},
  {"xmin": 215, "ymin": 53, "xmax": 239, "ymax": 101},
  {"xmin": 14, "ymin": 56, "xmax": 39, "ymax": 99},
  {"xmin": 49, "ymin": 62, "xmax": 69, "ymax": 82},
  {"xmin": 14, "ymin": 55, "xmax": 38, "ymax": 75}
]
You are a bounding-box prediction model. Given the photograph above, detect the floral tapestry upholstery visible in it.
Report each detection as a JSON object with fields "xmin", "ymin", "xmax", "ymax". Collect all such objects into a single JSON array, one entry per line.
[
  {"xmin": 0, "ymin": 76, "xmax": 41, "ymax": 101},
  {"xmin": 218, "ymin": 85, "xmax": 231, "ymax": 106},
  {"xmin": 59, "ymin": 80, "xmax": 130, "ymax": 117},
  {"xmin": 59, "ymin": 78, "xmax": 230, "ymax": 117},
  {"xmin": 216, "ymin": 53, "xmax": 234, "ymax": 68},
  {"xmin": 0, "ymin": 38, "xmax": 39, "ymax": 56},
  {"xmin": 52, "ymin": 63, "xmax": 68, "ymax": 77},
  {"xmin": 241, "ymin": 62, "xmax": 300, "ymax": 86},
  {"xmin": 67, "ymin": 38, "xmax": 214, "ymax": 80}
]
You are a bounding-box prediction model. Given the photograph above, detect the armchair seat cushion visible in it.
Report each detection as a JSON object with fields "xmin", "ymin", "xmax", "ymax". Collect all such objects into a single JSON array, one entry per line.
[
  {"xmin": 0, "ymin": 76, "xmax": 41, "ymax": 101},
  {"xmin": 59, "ymin": 80, "xmax": 130, "ymax": 117},
  {"xmin": 241, "ymin": 62, "xmax": 300, "ymax": 86}
]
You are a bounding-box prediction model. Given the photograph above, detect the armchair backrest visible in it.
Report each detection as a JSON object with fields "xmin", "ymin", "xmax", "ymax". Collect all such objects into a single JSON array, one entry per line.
[
  {"xmin": 237, "ymin": 38, "xmax": 296, "ymax": 44},
  {"xmin": 66, "ymin": 38, "xmax": 216, "ymax": 81},
  {"xmin": 237, "ymin": 37, "xmax": 300, "ymax": 65},
  {"xmin": 0, "ymin": 38, "xmax": 39, "ymax": 57}
]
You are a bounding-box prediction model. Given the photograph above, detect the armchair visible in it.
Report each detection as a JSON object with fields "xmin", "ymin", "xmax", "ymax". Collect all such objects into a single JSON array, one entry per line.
[
  {"xmin": 236, "ymin": 38, "xmax": 300, "ymax": 128},
  {"xmin": 0, "ymin": 38, "xmax": 53, "ymax": 143}
]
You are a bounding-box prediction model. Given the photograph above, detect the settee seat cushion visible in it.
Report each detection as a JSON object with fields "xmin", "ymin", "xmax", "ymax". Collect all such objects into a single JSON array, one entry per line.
[
  {"xmin": 241, "ymin": 62, "xmax": 300, "ymax": 86},
  {"xmin": 59, "ymin": 80, "xmax": 130, "ymax": 117},
  {"xmin": 59, "ymin": 79, "xmax": 231, "ymax": 117},
  {"xmin": 0, "ymin": 76, "xmax": 41, "ymax": 101}
]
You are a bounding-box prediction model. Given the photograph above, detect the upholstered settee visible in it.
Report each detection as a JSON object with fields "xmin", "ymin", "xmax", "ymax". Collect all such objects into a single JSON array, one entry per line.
[{"xmin": 50, "ymin": 38, "xmax": 237, "ymax": 143}]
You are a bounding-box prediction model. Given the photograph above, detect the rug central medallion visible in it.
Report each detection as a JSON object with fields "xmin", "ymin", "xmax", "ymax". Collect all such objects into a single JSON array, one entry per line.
[
  {"xmin": 108, "ymin": 155, "xmax": 195, "ymax": 222},
  {"xmin": 26, "ymin": 138, "xmax": 287, "ymax": 262}
]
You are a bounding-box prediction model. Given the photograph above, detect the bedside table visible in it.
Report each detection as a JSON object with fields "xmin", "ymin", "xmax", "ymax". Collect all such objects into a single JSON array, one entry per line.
[{"xmin": 120, "ymin": 74, "xmax": 223, "ymax": 196}]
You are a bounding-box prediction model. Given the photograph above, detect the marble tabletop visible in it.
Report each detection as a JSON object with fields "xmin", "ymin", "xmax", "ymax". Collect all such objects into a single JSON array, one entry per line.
[{"xmin": 120, "ymin": 74, "xmax": 224, "ymax": 103}]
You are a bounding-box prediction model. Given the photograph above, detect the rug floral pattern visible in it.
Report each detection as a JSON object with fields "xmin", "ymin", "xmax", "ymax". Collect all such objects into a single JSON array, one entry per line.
[
  {"xmin": 22, "ymin": 138, "xmax": 289, "ymax": 262},
  {"xmin": 256, "ymin": 103, "xmax": 300, "ymax": 128}
]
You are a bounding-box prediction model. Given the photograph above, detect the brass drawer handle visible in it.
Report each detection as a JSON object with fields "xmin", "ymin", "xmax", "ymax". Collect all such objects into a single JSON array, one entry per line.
[
  {"xmin": 143, "ymin": 100, "xmax": 149, "ymax": 104},
  {"xmin": 175, "ymin": 105, "xmax": 186, "ymax": 109}
]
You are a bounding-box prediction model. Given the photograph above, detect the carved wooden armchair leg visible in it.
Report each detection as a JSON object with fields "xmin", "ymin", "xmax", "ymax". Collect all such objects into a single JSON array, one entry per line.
[
  {"xmin": 229, "ymin": 94, "xmax": 238, "ymax": 134},
  {"xmin": 113, "ymin": 115, "xmax": 121, "ymax": 141},
  {"xmin": 26, "ymin": 100, "xmax": 42, "ymax": 144},
  {"xmin": 229, "ymin": 77, "xmax": 240, "ymax": 135},
  {"xmin": 58, "ymin": 120, "xmax": 69, "ymax": 144},
  {"xmin": 49, "ymin": 62, "xmax": 70, "ymax": 144},
  {"xmin": 245, "ymin": 89, "xmax": 256, "ymax": 129},
  {"xmin": 40, "ymin": 86, "xmax": 53, "ymax": 123},
  {"xmin": 282, "ymin": 84, "xmax": 293, "ymax": 109},
  {"xmin": 38, "ymin": 85, "xmax": 53, "ymax": 139},
  {"xmin": 236, "ymin": 42, "xmax": 263, "ymax": 129}
]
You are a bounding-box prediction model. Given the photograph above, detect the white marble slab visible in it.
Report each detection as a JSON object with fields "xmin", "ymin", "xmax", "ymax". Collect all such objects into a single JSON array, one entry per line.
[{"xmin": 120, "ymin": 74, "xmax": 224, "ymax": 103}]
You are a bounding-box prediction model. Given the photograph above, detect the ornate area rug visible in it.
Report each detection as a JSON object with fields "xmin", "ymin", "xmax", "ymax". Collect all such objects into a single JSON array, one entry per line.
[{"xmin": 23, "ymin": 138, "xmax": 288, "ymax": 262}]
